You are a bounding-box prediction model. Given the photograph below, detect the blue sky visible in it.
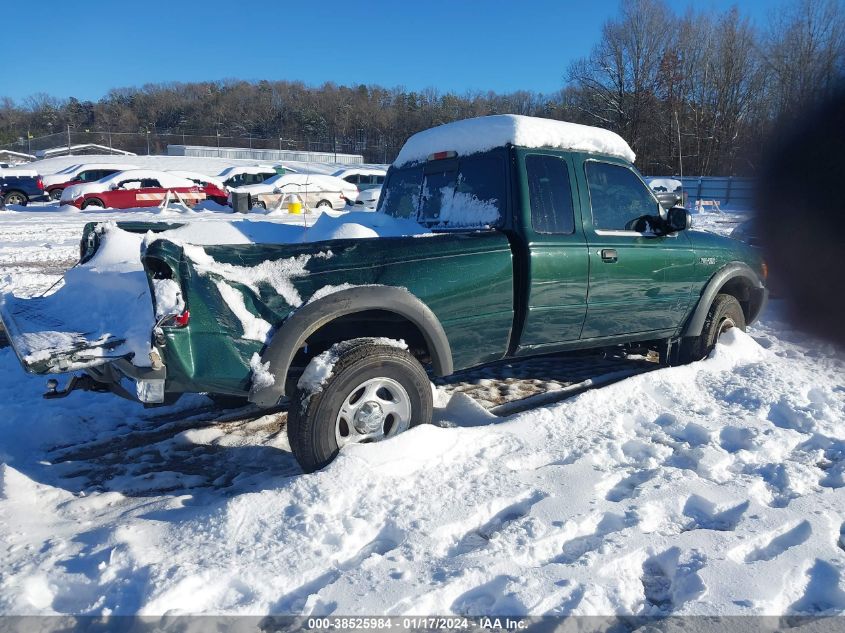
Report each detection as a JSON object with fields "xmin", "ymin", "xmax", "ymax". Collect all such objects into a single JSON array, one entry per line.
[{"xmin": 3, "ymin": 0, "xmax": 774, "ymax": 103}]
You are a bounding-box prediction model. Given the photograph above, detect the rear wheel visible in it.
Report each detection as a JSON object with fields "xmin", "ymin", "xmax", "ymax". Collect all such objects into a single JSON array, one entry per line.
[
  {"xmin": 316, "ymin": 199, "xmax": 332, "ymax": 210},
  {"xmin": 82, "ymin": 198, "xmax": 105, "ymax": 210},
  {"xmin": 49, "ymin": 188, "xmax": 63, "ymax": 201},
  {"xmin": 253, "ymin": 200, "xmax": 267, "ymax": 210},
  {"xmin": 287, "ymin": 340, "xmax": 432, "ymax": 473},
  {"xmin": 679, "ymin": 293, "xmax": 746, "ymax": 363},
  {"xmin": 3, "ymin": 190, "xmax": 27, "ymax": 206}
]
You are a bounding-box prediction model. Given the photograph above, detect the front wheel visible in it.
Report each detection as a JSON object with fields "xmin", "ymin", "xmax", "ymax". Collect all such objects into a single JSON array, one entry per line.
[
  {"xmin": 679, "ymin": 293, "xmax": 746, "ymax": 363},
  {"xmin": 49, "ymin": 188, "xmax": 63, "ymax": 201},
  {"xmin": 3, "ymin": 191, "xmax": 27, "ymax": 206},
  {"xmin": 287, "ymin": 340, "xmax": 432, "ymax": 473},
  {"xmin": 82, "ymin": 198, "xmax": 105, "ymax": 210},
  {"xmin": 316, "ymin": 199, "xmax": 333, "ymax": 210}
]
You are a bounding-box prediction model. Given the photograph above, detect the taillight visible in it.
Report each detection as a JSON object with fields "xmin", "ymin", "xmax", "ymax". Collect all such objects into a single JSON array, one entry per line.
[
  {"xmin": 36, "ymin": 178, "xmax": 44, "ymax": 190},
  {"xmin": 173, "ymin": 310, "xmax": 190, "ymax": 327},
  {"xmin": 428, "ymin": 150, "xmax": 457, "ymax": 161}
]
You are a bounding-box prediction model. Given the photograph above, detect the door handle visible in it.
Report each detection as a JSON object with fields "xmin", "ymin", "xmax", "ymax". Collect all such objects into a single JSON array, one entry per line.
[{"xmin": 600, "ymin": 248, "xmax": 618, "ymax": 263}]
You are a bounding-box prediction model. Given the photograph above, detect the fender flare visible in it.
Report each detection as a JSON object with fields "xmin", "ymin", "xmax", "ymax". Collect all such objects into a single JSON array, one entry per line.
[
  {"xmin": 249, "ymin": 285, "xmax": 453, "ymax": 407},
  {"xmin": 682, "ymin": 262, "xmax": 767, "ymax": 338}
]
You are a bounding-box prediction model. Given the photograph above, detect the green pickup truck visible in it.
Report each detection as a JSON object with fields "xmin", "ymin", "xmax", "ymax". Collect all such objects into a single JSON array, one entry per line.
[{"xmin": 0, "ymin": 115, "xmax": 767, "ymax": 472}]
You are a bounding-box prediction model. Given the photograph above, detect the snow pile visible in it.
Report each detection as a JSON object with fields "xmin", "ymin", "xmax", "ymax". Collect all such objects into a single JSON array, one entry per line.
[
  {"xmin": 152, "ymin": 279, "xmax": 184, "ymax": 319},
  {"xmin": 298, "ymin": 338, "xmax": 409, "ymax": 396},
  {"xmin": 301, "ymin": 211, "xmax": 431, "ymax": 242},
  {"xmin": 394, "ymin": 115, "xmax": 636, "ymax": 167}
]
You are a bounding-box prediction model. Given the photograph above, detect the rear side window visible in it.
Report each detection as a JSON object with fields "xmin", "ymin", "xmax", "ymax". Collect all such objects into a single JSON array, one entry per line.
[
  {"xmin": 525, "ymin": 155, "xmax": 575, "ymax": 235},
  {"xmin": 381, "ymin": 151, "xmax": 506, "ymax": 227},
  {"xmin": 379, "ymin": 166, "xmax": 423, "ymax": 218},
  {"xmin": 586, "ymin": 162, "xmax": 657, "ymax": 231}
]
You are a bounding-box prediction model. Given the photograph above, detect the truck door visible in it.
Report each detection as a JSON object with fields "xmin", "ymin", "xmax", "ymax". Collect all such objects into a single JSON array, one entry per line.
[
  {"xmin": 515, "ymin": 150, "xmax": 589, "ymax": 352},
  {"xmin": 578, "ymin": 158, "xmax": 696, "ymax": 339}
]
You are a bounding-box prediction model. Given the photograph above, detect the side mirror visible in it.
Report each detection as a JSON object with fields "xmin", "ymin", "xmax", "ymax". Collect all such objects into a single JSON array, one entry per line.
[
  {"xmin": 109, "ymin": 183, "xmax": 118, "ymax": 190},
  {"xmin": 666, "ymin": 207, "xmax": 690, "ymax": 232}
]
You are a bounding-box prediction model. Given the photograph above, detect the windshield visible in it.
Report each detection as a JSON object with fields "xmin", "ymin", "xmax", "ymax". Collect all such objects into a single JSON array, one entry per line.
[{"xmin": 379, "ymin": 149, "xmax": 507, "ymax": 228}]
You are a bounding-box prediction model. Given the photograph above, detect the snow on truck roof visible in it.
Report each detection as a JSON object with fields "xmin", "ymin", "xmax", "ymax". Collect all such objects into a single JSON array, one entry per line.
[{"xmin": 393, "ymin": 114, "xmax": 636, "ymax": 167}]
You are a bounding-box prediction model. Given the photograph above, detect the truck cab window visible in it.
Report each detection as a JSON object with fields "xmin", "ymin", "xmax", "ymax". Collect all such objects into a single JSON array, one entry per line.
[
  {"xmin": 525, "ymin": 155, "xmax": 575, "ymax": 235},
  {"xmin": 586, "ymin": 162, "xmax": 657, "ymax": 231}
]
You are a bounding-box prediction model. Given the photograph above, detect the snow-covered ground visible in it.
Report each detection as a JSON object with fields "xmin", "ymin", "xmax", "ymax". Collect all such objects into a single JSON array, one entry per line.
[{"xmin": 1, "ymin": 205, "xmax": 843, "ymax": 617}]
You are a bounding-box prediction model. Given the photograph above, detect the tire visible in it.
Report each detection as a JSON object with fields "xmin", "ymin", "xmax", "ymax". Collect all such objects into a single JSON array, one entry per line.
[
  {"xmin": 253, "ymin": 200, "xmax": 267, "ymax": 210},
  {"xmin": 679, "ymin": 293, "xmax": 746, "ymax": 363},
  {"xmin": 316, "ymin": 199, "xmax": 332, "ymax": 210},
  {"xmin": 82, "ymin": 198, "xmax": 105, "ymax": 210},
  {"xmin": 287, "ymin": 340, "xmax": 433, "ymax": 473},
  {"xmin": 48, "ymin": 188, "xmax": 63, "ymax": 201},
  {"xmin": 3, "ymin": 190, "xmax": 27, "ymax": 206}
]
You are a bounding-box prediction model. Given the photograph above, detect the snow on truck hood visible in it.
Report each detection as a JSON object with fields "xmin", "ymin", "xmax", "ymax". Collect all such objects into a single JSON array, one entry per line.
[{"xmin": 393, "ymin": 114, "xmax": 636, "ymax": 166}]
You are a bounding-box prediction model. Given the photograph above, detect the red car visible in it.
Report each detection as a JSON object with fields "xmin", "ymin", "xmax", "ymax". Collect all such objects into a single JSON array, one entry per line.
[
  {"xmin": 44, "ymin": 164, "xmax": 138, "ymax": 201},
  {"xmin": 62, "ymin": 170, "xmax": 221, "ymax": 210}
]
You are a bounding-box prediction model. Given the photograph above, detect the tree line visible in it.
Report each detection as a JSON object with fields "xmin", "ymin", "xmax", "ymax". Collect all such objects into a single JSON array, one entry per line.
[{"xmin": 1, "ymin": 0, "xmax": 842, "ymax": 175}]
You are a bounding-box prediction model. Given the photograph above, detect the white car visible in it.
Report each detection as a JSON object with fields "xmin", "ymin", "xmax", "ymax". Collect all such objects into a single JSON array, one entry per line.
[
  {"xmin": 348, "ymin": 186, "xmax": 382, "ymax": 211},
  {"xmin": 333, "ymin": 167, "xmax": 387, "ymax": 191},
  {"xmin": 60, "ymin": 169, "xmax": 198, "ymax": 205},
  {"xmin": 168, "ymin": 170, "xmax": 226, "ymax": 189},
  {"xmin": 216, "ymin": 165, "xmax": 279, "ymax": 189},
  {"xmin": 42, "ymin": 163, "xmax": 139, "ymax": 187},
  {"xmin": 230, "ymin": 173, "xmax": 358, "ymax": 211},
  {"xmin": 42, "ymin": 163, "xmax": 140, "ymax": 200}
]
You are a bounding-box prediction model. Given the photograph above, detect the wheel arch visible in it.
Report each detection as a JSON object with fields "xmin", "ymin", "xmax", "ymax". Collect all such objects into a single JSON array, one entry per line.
[
  {"xmin": 249, "ymin": 285, "xmax": 453, "ymax": 407},
  {"xmin": 682, "ymin": 262, "xmax": 767, "ymax": 338}
]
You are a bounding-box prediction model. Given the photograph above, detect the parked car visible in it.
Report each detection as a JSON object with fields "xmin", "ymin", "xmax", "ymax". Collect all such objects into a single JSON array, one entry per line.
[
  {"xmin": 647, "ymin": 177, "xmax": 684, "ymax": 209},
  {"xmin": 230, "ymin": 173, "xmax": 357, "ymax": 211},
  {"xmin": 333, "ymin": 167, "xmax": 386, "ymax": 191},
  {"xmin": 0, "ymin": 172, "xmax": 47, "ymax": 206},
  {"xmin": 348, "ymin": 186, "xmax": 382, "ymax": 211},
  {"xmin": 1, "ymin": 115, "xmax": 768, "ymax": 474},
  {"xmin": 216, "ymin": 165, "xmax": 279, "ymax": 189},
  {"xmin": 167, "ymin": 171, "xmax": 229, "ymax": 205},
  {"xmin": 60, "ymin": 170, "xmax": 207, "ymax": 210},
  {"xmin": 44, "ymin": 164, "xmax": 139, "ymax": 201}
]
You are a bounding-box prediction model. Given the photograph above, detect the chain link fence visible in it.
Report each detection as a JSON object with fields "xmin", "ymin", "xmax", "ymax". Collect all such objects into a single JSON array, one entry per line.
[{"xmin": 1, "ymin": 129, "xmax": 401, "ymax": 165}]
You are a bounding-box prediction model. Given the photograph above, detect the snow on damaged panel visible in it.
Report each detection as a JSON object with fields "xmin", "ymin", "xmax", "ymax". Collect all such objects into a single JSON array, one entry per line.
[
  {"xmin": 0, "ymin": 223, "xmax": 155, "ymax": 374},
  {"xmin": 393, "ymin": 114, "xmax": 636, "ymax": 167},
  {"xmin": 179, "ymin": 244, "xmax": 334, "ymax": 345}
]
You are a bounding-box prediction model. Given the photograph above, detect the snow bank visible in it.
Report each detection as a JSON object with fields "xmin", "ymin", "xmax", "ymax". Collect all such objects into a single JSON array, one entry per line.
[{"xmin": 394, "ymin": 115, "xmax": 636, "ymax": 167}]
